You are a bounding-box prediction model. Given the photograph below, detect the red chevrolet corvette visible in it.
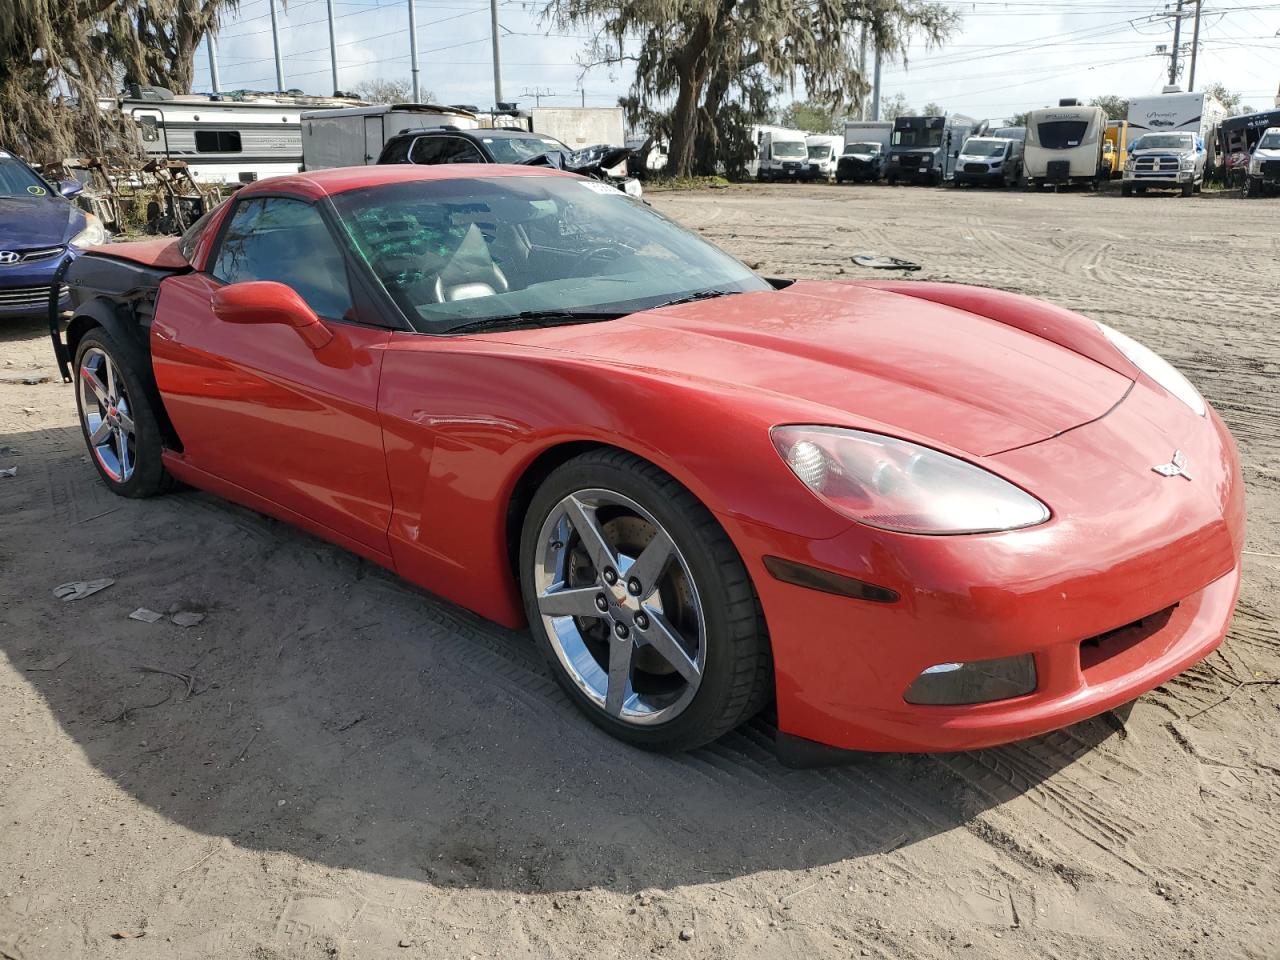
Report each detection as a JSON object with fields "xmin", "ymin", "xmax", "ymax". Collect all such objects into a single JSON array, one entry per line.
[{"xmin": 50, "ymin": 165, "xmax": 1244, "ymax": 761}]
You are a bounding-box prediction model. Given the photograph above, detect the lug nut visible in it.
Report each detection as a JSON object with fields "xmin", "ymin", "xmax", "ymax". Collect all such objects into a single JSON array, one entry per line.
[
  {"xmin": 634, "ymin": 612, "xmax": 649, "ymax": 630},
  {"xmin": 627, "ymin": 577, "xmax": 642, "ymax": 596},
  {"xmin": 614, "ymin": 622, "xmax": 630, "ymax": 640},
  {"xmin": 594, "ymin": 594, "xmax": 608, "ymax": 612},
  {"xmin": 603, "ymin": 568, "xmax": 618, "ymax": 585}
]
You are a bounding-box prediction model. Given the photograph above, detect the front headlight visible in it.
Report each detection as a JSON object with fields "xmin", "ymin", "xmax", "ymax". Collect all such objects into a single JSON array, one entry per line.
[
  {"xmin": 1249, "ymin": 157, "xmax": 1263, "ymax": 175},
  {"xmin": 1124, "ymin": 156, "xmax": 1136, "ymax": 171},
  {"xmin": 69, "ymin": 214, "xmax": 107, "ymax": 249},
  {"xmin": 1179, "ymin": 157, "xmax": 1195, "ymax": 170},
  {"xmin": 771, "ymin": 426, "xmax": 1050, "ymax": 535},
  {"xmin": 1096, "ymin": 321, "xmax": 1205, "ymax": 416}
]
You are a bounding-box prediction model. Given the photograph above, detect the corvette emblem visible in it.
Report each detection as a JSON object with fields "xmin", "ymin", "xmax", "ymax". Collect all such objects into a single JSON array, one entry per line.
[{"xmin": 1152, "ymin": 449, "xmax": 1191, "ymax": 480}]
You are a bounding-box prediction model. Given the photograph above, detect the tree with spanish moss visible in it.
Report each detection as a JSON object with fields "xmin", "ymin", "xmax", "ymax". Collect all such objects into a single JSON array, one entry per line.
[
  {"xmin": 548, "ymin": 0, "xmax": 958, "ymax": 177},
  {"xmin": 0, "ymin": 0, "xmax": 238, "ymax": 163}
]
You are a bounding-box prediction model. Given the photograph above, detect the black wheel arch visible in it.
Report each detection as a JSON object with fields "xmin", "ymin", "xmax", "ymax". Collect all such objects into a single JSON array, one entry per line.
[{"xmin": 67, "ymin": 298, "xmax": 183, "ymax": 453}]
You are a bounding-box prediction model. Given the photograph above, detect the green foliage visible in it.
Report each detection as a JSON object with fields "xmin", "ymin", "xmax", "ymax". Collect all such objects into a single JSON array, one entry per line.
[
  {"xmin": 0, "ymin": 0, "xmax": 239, "ymax": 163},
  {"xmin": 353, "ymin": 78, "xmax": 434, "ymax": 104},
  {"xmin": 776, "ymin": 99, "xmax": 842, "ymax": 134},
  {"xmin": 1006, "ymin": 110, "xmax": 1030, "ymax": 127},
  {"xmin": 921, "ymin": 101, "xmax": 942, "ymax": 116},
  {"xmin": 1200, "ymin": 82, "xmax": 1242, "ymax": 114},
  {"xmin": 1089, "ymin": 95, "xmax": 1128, "ymax": 121},
  {"xmin": 878, "ymin": 92, "xmax": 913, "ymax": 121}
]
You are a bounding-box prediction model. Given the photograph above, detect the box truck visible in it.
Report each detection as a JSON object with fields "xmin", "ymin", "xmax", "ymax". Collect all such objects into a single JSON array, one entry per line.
[{"xmin": 301, "ymin": 103, "xmax": 479, "ymax": 169}]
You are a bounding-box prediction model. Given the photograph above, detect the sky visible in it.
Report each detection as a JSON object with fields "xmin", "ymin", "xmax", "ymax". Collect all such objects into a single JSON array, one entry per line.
[{"xmin": 192, "ymin": 0, "xmax": 1280, "ymax": 123}]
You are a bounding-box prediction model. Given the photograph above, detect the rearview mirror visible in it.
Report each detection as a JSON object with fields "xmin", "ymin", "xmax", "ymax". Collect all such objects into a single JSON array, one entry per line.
[{"xmin": 211, "ymin": 281, "xmax": 333, "ymax": 350}]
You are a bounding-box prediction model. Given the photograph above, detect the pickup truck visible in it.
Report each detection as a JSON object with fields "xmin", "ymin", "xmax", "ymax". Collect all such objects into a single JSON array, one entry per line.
[
  {"xmin": 1121, "ymin": 131, "xmax": 1206, "ymax": 197},
  {"xmin": 1244, "ymin": 127, "xmax": 1280, "ymax": 198}
]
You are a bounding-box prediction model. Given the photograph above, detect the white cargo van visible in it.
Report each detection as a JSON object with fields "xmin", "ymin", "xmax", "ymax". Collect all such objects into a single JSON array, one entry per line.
[
  {"xmin": 301, "ymin": 103, "xmax": 479, "ymax": 170},
  {"xmin": 756, "ymin": 127, "xmax": 810, "ymax": 181},
  {"xmin": 803, "ymin": 135, "xmax": 843, "ymax": 181}
]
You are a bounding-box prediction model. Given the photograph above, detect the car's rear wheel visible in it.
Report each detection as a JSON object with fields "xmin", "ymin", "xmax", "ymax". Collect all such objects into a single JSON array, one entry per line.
[
  {"xmin": 520, "ymin": 449, "xmax": 771, "ymax": 751},
  {"xmin": 74, "ymin": 328, "xmax": 174, "ymax": 498}
]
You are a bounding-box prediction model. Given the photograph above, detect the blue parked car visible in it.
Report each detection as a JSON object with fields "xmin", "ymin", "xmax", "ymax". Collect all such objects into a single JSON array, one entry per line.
[{"xmin": 0, "ymin": 149, "xmax": 107, "ymax": 320}]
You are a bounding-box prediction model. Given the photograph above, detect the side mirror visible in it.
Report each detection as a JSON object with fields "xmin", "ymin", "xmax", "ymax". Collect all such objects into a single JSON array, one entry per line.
[
  {"xmin": 211, "ymin": 281, "xmax": 333, "ymax": 350},
  {"xmin": 59, "ymin": 179, "xmax": 84, "ymax": 198}
]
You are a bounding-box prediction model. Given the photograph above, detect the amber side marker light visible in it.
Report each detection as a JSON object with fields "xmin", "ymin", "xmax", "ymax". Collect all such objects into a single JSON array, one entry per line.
[{"xmin": 763, "ymin": 556, "xmax": 900, "ymax": 603}]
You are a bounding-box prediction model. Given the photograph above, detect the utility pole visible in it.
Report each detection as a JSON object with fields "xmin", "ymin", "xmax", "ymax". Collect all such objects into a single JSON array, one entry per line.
[
  {"xmin": 858, "ymin": 25, "xmax": 869, "ymax": 120},
  {"xmin": 1168, "ymin": 0, "xmax": 1185, "ymax": 86},
  {"xmin": 490, "ymin": 0, "xmax": 503, "ymax": 105},
  {"xmin": 268, "ymin": 0, "xmax": 285, "ymax": 91},
  {"xmin": 408, "ymin": 0, "xmax": 421, "ymax": 101},
  {"xmin": 521, "ymin": 87, "xmax": 554, "ymax": 107},
  {"xmin": 872, "ymin": 45, "xmax": 882, "ymax": 121},
  {"xmin": 1188, "ymin": 0, "xmax": 1203, "ymax": 91},
  {"xmin": 206, "ymin": 32, "xmax": 221, "ymax": 94},
  {"xmin": 325, "ymin": 0, "xmax": 339, "ymax": 95}
]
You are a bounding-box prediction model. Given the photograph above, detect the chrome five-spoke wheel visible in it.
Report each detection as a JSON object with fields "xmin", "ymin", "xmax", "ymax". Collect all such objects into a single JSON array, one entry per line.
[
  {"xmin": 534, "ymin": 489, "xmax": 706, "ymax": 726},
  {"xmin": 78, "ymin": 346, "xmax": 136, "ymax": 483}
]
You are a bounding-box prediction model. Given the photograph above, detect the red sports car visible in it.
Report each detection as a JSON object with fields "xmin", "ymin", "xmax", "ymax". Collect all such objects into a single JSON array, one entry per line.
[{"xmin": 49, "ymin": 165, "xmax": 1244, "ymax": 762}]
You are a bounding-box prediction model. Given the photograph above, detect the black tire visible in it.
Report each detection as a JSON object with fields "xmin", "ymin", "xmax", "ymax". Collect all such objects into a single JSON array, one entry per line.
[
  {"xmin": 1181, "ymin": 181, "xmax": 1195, "ymax": 197},
  {"xmin": 73, "ymin": 327, "xmax": 175, "ymax": 498},
  {"xmin": 1121, "ymin": 183, "xmax": 1132, "ymax": 197},
  {"xmin": 519, "ymin": 448, "xmax": 772, "ymax": 751}
]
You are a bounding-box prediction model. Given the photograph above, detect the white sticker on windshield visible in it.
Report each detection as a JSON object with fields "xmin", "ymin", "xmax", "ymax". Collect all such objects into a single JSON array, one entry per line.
[
  {"xmin": 577, "ymin": 180, "xmax": 623, "ymax": 196},
  {"xmin": 0, "ymin": 151, "xmax": 9, "ymax": 158}
]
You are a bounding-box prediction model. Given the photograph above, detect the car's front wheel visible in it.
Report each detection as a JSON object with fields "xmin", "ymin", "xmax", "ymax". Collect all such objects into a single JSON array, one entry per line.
[
  {"xmin": 74, "ymin": 327, "xmax": 174, "ymax": 498},
  {"xmin": 520, "ymin": 449, "xmax": 771, "ymax": 751}
]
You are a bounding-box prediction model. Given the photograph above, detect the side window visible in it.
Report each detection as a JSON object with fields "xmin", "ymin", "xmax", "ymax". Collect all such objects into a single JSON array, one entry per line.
[
  {"xmin": 409, "ymin": 137, "xmax": 447, "ymax": 164},
  {"xmin": 380, "ymin": 138, "xmax": 412, "ymax": 164},
  {"xmin": 439, "ymin": 138, "xmax": 485, "ymax": 163},
  {"xmin": 195, "ymin": 130, "xmax": 242, "ymax": 153},
  {"xmin": 212, "ymin": 197, "xmax": 355, "ymax": 321}
]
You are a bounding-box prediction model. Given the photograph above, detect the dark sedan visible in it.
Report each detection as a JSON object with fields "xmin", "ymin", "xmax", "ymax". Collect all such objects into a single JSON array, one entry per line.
[{"xmin": 0, "ymin": 150, "xmax": 105, "ymax": 320}]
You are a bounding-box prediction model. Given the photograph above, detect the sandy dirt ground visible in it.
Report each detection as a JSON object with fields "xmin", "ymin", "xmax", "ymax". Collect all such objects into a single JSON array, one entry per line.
[{"xmin": 1, "ymin": 183, "xmax": 1278, "ymax": 960}]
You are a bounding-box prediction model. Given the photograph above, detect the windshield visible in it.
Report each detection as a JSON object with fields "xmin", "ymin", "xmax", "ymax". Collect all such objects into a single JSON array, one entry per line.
[
  {"xmin": 1036, "ymin": 120, "xmax": 1092, "ymax": 149},
  {"xmin": 1134, "ymin": 133, "xmax": 1194, "ymax": 150},
  {"xmin": 331, "ymin": 176, "xmax": 769, "ymax": 334},
  {"xmin": 771, "ymin": 140, "xmax": 807, "ymax": 159},
  {"xmin": 0, "ymin": 154, "xmax": 53, "ymax": 199},
  {"xmin": 1259, "ymin": 132, "xmax": 1280, "ymax": 150},
  {"xmin": 807, "ymin": 145, "xmax": 833, "ymax": 160},
  {"xmin": 480, "ymin": 135, "xmax": 567, "ymax": 163},
  {"xmin": 962, "ymin": 139, "xmax": 1006, "ymax": 157},
  {"xmin": 844, "ymin": 142, "xmax": 880, "ymax": 155},
  {"xmin": 892, "ymin": 120, "xmax": 944, "ymax": 148}
]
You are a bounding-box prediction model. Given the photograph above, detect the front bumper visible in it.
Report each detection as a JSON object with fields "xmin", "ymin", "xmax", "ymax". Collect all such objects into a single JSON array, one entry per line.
[
  {"xmin": 726, "ymin": 380, "xmax": 1245, "ymax": 753},
  {"xmin": 1123, "ymin": 169, "xmax": 1196, "ymax": 185},
  {"xmin": 0, "ymin": 249, "xmax": 73, "ymax": 319},
  {"xmin": 955, "ymin": 169, "xmax": 1007, "ymax": 185}
]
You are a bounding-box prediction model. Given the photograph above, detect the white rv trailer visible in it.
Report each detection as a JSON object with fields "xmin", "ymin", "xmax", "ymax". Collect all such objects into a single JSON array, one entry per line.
[
  {"xmin": 301, "ymin": 103, "xmax": 480, "ymax": 169},
  {"xmin": 109, "ymin": 86, "xmax": 363, "ymax": 184},
  {"xmin": 1126, "ymin": 89, "xmax": 1227, "ymax": 168},
  {"xmin": 1023, "ymin": 102, "xmax": 1106, "ymax": 188}
]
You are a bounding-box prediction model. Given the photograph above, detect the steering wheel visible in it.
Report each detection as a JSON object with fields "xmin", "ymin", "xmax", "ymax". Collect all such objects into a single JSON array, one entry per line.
[{"xmin": 570, "ymin": 244, "xmax": 625, "ymax": 273}]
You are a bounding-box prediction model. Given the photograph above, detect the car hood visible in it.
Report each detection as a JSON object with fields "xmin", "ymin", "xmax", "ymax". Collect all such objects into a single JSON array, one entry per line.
[
  {"xmin": 0, "ymin": 196, "xmax": 82, "ymax": 248},
  {"xmin": 1254, "ymin": 148, "xmax": 1280, "ymax": 160},
  {"xmin": 498, "ymin": 281, "xmax": 1133, "ymax": 458},
  {"xmin": 1131, "ymin": 146, "xmax": 1194, "ymax": 157}
]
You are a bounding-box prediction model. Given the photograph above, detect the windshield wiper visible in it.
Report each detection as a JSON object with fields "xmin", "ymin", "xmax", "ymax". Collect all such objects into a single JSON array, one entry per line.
[
  {"xmin": 653, "ymin": 289, "xmax": 741, "ymax": 309},
  {"xmin": 444, "ymin": 308, "xmax": 628, "ymax": 335}
]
